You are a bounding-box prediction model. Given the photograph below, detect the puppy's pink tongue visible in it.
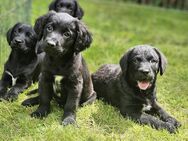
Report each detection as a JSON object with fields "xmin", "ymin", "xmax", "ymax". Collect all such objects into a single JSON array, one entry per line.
[{"xmin": 138, "ymin": 81, "xmax": 150, "ymax": 90}]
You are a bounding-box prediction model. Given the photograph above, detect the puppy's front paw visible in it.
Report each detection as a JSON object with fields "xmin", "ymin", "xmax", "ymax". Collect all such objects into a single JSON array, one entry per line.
[
  {"xmin": 3, "ymin": 92, "xmax": 18, "ymax": 102},
  {"xmin": 31, "ymin": 106, "xmax": 50, "ymax": 118},
  {"xmin": 164, "ymin": 122, "xmax": 177, "ymax": 134},
  {"xmin": 166, "ymin": 117, "xmax": 181, "ymax": 128},
  {"xmin": 62, "ymin": 116, "xmax": 76, "ymax": 126}
]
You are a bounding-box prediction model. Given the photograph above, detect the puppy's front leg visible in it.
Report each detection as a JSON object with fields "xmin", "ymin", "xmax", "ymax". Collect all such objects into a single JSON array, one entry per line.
[
  {"xmin": 0, "ymin": 72, "xmax": 12, "ymax": 98},
  {"xmin": 152, "ymin": 100, "xmax": 181, "ymax": 128},
  {"xmin": 62, "ymin": 75, "xmax": 83, "ymax": 126},
  {"xmin": 129, "ymin": 112, "xmax": 177, "ymax": 133},
  {"xmin": 3, "ymin": 76, "xmax": 30, "ymax": 101},
  {"xmin": 31, "ymin": 72, "xmax": 54, "ymax": 118}
]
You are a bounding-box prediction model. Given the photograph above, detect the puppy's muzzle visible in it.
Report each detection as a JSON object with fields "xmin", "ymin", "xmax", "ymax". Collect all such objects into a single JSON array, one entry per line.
[
  {"xmin": 44, "ymin": 39, "xmax": 63, "ymax": 55},
  {"xmin": 15, "ymin": 38, "xmax": 24, "ymax": 44},
  {"xmin": 12, "ymin": 38, "xmax": 24, "ymax": 46},
  {"xmin": 136, "ymin": 66, "xmax": 154, "ymax": 90},
  {"xmin": 47, "ymin": 40, "xmax": 56, "ymax": 47},
  {"xmin": 58, "ymin": 9, "xmax": 72, "ymax": 15}
]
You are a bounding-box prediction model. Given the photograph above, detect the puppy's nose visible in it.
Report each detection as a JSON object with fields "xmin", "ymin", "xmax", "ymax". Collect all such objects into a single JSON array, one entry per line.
[
  {"xmin": 47, "ymin": 40, "xmax": 56, "ymax": 47},
  {"xmin": 15, "ymin": 39, "xmax": 23, "ymax": 44},
  {"xmin": 139, "ymin": 69, "xmax": 150, "ymax": 75}
]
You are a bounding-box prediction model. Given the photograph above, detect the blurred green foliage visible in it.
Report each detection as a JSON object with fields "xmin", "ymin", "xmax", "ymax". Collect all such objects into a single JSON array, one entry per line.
[{"xmin": 0, "ymin": 0, "xmax": 31, "ymax": 74}]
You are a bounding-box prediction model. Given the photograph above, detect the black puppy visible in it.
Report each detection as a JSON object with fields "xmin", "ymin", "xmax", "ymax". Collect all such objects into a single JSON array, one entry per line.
[
  {"xmin": 25, "ymin": 11, "xmax": 96, "ymax": 125},
  {"xmin": 92, "ymin": 45, "xmax": 181, "ymax": 133},
  {"xmin": 49, "ymin": 0, "xmax": 84, "ymax": 19},
  {"xmin": 0, "ymin": 23, "xmax": 44, "ymax": 101},
  {"xmin": 22, "ymin": 0, "xmax": 84, "ymax": 97}
]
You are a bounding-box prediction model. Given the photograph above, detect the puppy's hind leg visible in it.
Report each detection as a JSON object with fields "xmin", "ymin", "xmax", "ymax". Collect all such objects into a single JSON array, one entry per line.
[{"xmin": 81, "ymin": 91, "xmax": 96, "ymax": 106}]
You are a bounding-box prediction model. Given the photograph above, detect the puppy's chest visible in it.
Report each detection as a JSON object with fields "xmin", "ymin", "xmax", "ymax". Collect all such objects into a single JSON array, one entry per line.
[
  {"xmin": 49, "ymin": 64, "xmax": 67, "ymax": 75},
  {"xmin": 6, "ymin": 61, "xmax": 37, "ymax": 77},
  {"xmin": 47, "ymin": 63, "xmax": 72, "ymax": 76},
  {"xmin": 142, "ymin": 99, "xmax": 152, "ymax": 112}
]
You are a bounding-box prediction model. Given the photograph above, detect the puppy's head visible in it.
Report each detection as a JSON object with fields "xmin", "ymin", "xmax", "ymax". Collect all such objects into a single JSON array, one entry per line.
[
  {"xmin": 49, "ymin": 0, "xmax": 84, "ymax": 19},
  {"xmin": 120, "ymin": 45, "xmax": 167, "ymax": 91},
  {"xmin": 6, "ymin": 23, "xmax": 37, "ymax": 52},
  {"xmin": 34, "ymin": 11, "xmax": 92, "ymax": 57}
]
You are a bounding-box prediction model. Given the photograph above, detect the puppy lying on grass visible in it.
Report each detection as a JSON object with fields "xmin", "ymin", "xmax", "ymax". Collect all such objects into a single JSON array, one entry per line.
[
  {"xmin": 23, "ymin": 11, "xmax": 96, "ymax": 126},
  {"xmin": 92, "ymin": 45, "xmax": 181, "ymax": 133},
  {"xmin": 0, "ymin": 23, "xmax": 44, "ymax": 101}
]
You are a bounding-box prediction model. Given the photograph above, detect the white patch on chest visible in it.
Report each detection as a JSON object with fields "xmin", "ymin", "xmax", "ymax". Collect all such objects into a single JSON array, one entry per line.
[
  {"xmin": 53, "ymin": 75, "xmax": 64, "ymax": 94},
  {"xmin": 5, "ymin": 71, "xmax": 17, "ymax": 86},
  {"xmin": 142, "ymin": 99, "xmax": 152, "ymax": 112}
]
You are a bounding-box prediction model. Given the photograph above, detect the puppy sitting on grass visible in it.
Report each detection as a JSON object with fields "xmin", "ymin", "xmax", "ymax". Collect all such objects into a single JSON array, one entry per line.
[
  {"xmin": 25, "ymin": 11, "xmax": 96, "ymax": 126},
  {"xmin": 0, "ymin": 23, "xmax": 44, "ymax": 101},
  {"xmin": 23, "ymin": 0, "xmax": 85, "ymax": 98},
  {"xmin": 92, "ymin": 45, "xmax": 181, "ymax": 133}
]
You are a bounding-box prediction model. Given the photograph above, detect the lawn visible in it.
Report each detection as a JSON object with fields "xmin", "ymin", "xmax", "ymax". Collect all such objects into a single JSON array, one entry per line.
[{"xmin": 0, "ymin": 0, "xmax": 188, "ymax": 140}]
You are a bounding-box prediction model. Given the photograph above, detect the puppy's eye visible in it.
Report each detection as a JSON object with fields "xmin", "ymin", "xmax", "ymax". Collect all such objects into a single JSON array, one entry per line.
[
  {"xmin": 134, "ymin": 57, "xmax": 142, "ymax": 63},
  {"xmin": 67, "ymin": 4, "xmax": 71, "ymax": 9},
  {"xmin": 18, "ymin": 28, "xmax": 22, "ymax": 33},
  {"xmin": 46, "ymin": 25, "xmax": 53, "ymax": 32},
  {"xmin": 63, "ymin": 32, "xmax": 71, "ymax": 38},
  {"xmin": 13, "ymin": 30, "xmax": 17, "ymax": 34},
  {"xmin": 57, "ymin": 3, "xmax": 64, "ymax": 8},
  {"xmin": 26, "ymin": 32, "xmax": 32, "ymax": 38},
  {"xmin": 150, "ymin": 59, "xmax": 158, "ymax": 63}
]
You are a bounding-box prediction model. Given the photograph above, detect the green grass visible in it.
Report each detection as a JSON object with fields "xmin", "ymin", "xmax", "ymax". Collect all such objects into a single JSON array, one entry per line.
[{"xmin": 0, "ymin": 0, "xmax": 188, "ymax": 140}]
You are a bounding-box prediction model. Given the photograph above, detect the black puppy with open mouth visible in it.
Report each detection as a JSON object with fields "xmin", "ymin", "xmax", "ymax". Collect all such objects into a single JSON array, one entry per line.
[
  {"xmin": 92, "ymin": 45, "xmax": 181, "ymax": 133},
  {"xmin": 0, "ymin": 23, "xmax": 44, "ymax": 101},
  {"xmin": 24, "ymin": 11, "xmax": 96, "ymax": 126}
]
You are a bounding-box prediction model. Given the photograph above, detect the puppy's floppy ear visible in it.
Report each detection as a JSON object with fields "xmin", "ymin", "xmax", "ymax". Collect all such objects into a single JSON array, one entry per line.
[
  {"xmin": 49, "ymin": 0, "xmax": 56, "ymax": 11},
  {"xmin": 34, "ymin": 11, "xmax": 56, "ymax": 40},
  {"xmin": 153, "ymin": 48, "xmax": 167, "ymax": 76},
  {"xmin": 6, "ymin": 23, "xmax": 22, "ymax": 45},
  {"xmin": 74, "ymin": 0, "xmax": 84, "ymax": 19},
  {"xmin": 120, "ymin": 48, "xmax": 133, "ymax": 75},
  {"xmin": 74, "ymin": 20, "xmax": 92, "ymax": 53}
]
